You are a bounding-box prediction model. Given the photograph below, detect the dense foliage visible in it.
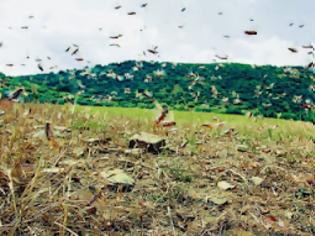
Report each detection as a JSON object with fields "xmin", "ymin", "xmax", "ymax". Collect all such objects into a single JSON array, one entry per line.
[{"xmin": 0, "ymin": 61, "xmax": 314, "ymax": 122}]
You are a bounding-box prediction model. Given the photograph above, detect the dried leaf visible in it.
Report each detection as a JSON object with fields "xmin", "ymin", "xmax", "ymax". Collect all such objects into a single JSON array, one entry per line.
[
  {"xmin": 251, "ymin": 176, "xmax": 264, "ymax": 186},
  {"xmin": 101, "ymin": 169, "xmax": 135, "ymax": 186},
  {"xmin": 209, "ymin": 196, "xmax": 228, "ymax": 205},
  {"xmin": 129, "ymin": 132, "xmax": 166, "ymax": 153},
  {"xmin": 73, "ymin": 147, "xmax": 85, "ymax": 157},
  {"xmin": 217, "ymin": 181, "xmax": 235, "ymax": 191},
  {"xmin": 42, "ymin": 167, "xmax": 64, "ymax": 174},
  {"xmin": 226, "ymin": 228, "xmax": 255, "ymax": 236}
]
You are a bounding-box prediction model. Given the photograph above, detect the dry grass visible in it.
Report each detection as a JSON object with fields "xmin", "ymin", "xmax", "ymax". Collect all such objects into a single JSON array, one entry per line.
[{"xmin": 0, "ymin": 103, "xmax": 314, "ymax": 235}]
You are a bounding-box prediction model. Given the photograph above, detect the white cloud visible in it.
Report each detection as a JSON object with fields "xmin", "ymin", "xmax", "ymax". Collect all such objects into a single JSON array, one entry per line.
[
  {"xmin": 233, "ymin": 37, "xmax": 310, "ymax": 66},
  {"xmin": 0, "ymin": 0, "xmax": 314, "ymax": 75}
]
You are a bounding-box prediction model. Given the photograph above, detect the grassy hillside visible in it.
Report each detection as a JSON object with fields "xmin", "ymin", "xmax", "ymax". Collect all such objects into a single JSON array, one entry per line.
[
  {"xmin": 0, "ymin": 103, "xmax": 314, "ymax": 235},
  {"xmin": 0, "ymin": 61, "xmax": 314, "ymax": 122}
]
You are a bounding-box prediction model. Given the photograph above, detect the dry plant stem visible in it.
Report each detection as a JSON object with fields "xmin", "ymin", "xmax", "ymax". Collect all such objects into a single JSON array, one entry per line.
[
  {"xmin": 54, "ymin": 221, "xmax": 78, "ymax": 236},
  {"xmin": 167, "ymin": 206, "xmax": 176, "ymax": 236}
]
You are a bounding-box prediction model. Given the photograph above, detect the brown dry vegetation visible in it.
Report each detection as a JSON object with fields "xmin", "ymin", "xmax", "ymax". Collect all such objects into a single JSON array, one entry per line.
[{"xmin": 0, "ymin": 103, "xmax": 314, "ymax": 235}]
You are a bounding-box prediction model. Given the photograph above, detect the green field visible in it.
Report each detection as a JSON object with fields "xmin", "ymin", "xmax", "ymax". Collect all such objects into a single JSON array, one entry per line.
[{"xmin": 75, "ymin": 105, "xmax": 315, "ymax": 141}]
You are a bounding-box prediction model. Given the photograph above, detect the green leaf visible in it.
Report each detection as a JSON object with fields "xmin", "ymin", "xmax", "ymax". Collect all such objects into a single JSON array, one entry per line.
[{"xmin": 237, "ymin": 144, "xmax": 249, "ymax": 152}]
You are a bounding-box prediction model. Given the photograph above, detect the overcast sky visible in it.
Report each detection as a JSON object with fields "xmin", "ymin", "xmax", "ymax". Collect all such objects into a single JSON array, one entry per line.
[{"xmin": 0, "ymin": 0, "xmax": 314, "ymax": 76}]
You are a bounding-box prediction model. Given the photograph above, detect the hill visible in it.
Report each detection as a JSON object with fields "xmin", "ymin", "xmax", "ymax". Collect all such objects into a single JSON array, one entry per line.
[{"xmin": 0, "ymin": 61, "xmax": 314, "ymax": 122}]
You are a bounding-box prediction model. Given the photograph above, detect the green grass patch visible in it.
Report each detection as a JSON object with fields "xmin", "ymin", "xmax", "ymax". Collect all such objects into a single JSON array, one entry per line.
[{"xmin": 73, "ymin": 105, "xmax": 315, "ymax": 141}]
